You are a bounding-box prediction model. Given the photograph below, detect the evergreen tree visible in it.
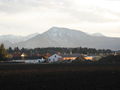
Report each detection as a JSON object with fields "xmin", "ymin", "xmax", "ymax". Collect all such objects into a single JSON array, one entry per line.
[
  {"xmin": 0, "ymin": 44, "xmax": 8, "ymax": 60},
  {"xmin": 8, "ymin": 47, "xmax": 13, "ymax": 53}
]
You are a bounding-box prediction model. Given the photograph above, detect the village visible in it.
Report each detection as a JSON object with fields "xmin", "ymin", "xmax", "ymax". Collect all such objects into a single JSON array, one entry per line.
[
  {"xmin": 10, "ymin": 51, "xmax": 112, "ymax": 64},
  {"xmin": 1, "ymin": 44, "xmax": 119, "ymax": 64}
]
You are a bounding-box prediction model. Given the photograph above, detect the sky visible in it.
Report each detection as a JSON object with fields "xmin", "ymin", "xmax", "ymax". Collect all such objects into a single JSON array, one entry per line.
[{"xmin": 0, "ymin": 0, "xmax": 120, "ymax": 37}]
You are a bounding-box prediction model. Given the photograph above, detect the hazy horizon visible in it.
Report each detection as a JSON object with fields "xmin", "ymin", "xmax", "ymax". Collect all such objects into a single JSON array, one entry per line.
[
  {"xmin": 0, "ymin": 0, "xmax": 120, "ymax": 37},
  {"xmin": 0, "ymin": 26, "xmax": 113, "ymax": 38}
]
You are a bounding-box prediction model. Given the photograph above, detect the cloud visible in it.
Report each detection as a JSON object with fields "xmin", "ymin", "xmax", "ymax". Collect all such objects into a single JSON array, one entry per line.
[
  {"xmin": 0, "ymin": 0, "xmax": 120, "ymax": 37},
  {"xmin": 0, "ymin": 0, "xmax": 66, "ymax": 13}
]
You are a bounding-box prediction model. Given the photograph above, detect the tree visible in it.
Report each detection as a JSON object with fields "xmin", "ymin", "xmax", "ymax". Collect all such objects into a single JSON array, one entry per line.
[
  {"xmin": 0, "ymin": 44, "xmax": 8, "ymax": 60},
  {"xmin": 7, "ymin": 47, "xmax": 13, "ymax": 53},
  {"xmin": 14, "ymin": 47, "xmax": 20, "ymax": 52}
]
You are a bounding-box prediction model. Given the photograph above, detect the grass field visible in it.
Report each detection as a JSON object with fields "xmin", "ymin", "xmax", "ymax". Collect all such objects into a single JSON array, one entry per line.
[{"xmin": 0, "ymin": 64, "xmax": 120, "ymax": 90}]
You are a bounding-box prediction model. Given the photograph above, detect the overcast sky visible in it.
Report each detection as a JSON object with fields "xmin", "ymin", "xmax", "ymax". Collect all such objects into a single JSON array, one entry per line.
[{"xmin": 0, "ymin": 0, "xmax": 120, "ymax": 37}]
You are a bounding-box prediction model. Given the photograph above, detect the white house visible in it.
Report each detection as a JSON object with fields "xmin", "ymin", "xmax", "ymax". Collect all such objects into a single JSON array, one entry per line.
[
  {"xmin": 48, "ymin": 54, "xmax": 62, "ymax": 63},
  {"xmin": 24, "ymin": 58, "xmax": 45, "ymax": 64}
]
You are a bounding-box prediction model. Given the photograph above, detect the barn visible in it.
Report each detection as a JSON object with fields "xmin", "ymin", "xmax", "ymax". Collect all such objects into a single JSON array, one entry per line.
[{"xmin": 48, "ymin": 54, "xmax": 62, "ymax": 63}]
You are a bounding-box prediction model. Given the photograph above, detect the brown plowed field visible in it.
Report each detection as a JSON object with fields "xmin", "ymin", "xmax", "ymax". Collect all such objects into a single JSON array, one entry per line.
[{"xmin": 0, "ymin": 64, "xmax": 120, "ymax": 90}]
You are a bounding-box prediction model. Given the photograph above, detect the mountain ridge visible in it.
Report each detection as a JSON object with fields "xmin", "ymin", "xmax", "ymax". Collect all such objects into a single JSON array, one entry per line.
[
  {"xmin": 0, "ymin": 27, "xmax": 120, "ymax": 50},
  {"xmin": 91, "ymin": 33, "xmax": 106, "ymax": 37},
  {"xmin": 0, "ymin": 33, "xmax": 39, "ymax": 44},
  {"xmin": 13, "ymin": 27, "xmax": 120, "ymax": 50}
]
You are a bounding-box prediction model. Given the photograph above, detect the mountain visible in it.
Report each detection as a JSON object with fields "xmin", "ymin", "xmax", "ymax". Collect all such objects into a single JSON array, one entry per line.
[
  {"xmin": 24, "ymin": 33, "xmax": 39, "ymax": 41},
  {"xmin": 0, "ymin": 33, "xmax": 39, "ymax": 44},
  {"xmin": 0, "ymin": 35, "xmax": 24, "ymax": 43},
  {"xmin": 91, "ymin": 33, "xmax": 105, "ymax": 37},
  {"xmin": 0, "ymin": 40, "xmax": 13, "ymax": 48},
  {"xmin": 13, "ymin": 27, "xmax": 120, "ymax": 50}
]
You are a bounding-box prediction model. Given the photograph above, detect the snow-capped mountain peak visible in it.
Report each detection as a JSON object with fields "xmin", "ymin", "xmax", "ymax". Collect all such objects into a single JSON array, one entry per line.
[
  {"xmin": 92, "ymin": 33, "xmax": 105, "ymax": 37},
  {"xmin": 0, "ymin": 27, "xmax": 120, "ymax": 50}
]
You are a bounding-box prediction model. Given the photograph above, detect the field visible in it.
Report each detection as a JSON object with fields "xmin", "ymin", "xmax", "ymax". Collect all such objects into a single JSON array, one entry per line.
[{"xmin": 0, "ymin": 63, "xmax": 120, "ymax": 90}]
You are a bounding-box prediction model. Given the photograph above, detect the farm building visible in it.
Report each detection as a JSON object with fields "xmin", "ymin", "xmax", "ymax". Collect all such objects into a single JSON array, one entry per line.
[
  {"xmin": 24, "ymin": 58, "xmax": 45, "ymax": 64},
  {"xmin": 84, "ymin": 56, "xmax": 94, "ymax": 60},
  {"xmin": 62, "ymin": 54, "xmax": 80, "ymax": 60},
  {"xmin": 62, "ymin": 54, "xmax": 96, "ymax": 61},
  {"xmin": 48, "ymin": 54, "xmax": 62, "ymax": 63}
]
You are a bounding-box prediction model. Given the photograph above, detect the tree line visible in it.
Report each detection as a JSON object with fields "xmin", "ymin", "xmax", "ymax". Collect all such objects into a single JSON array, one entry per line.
[
  {"xmin": 7, "ymin": 47, "xmax": 112, "ymax": 55},
  {"xmin": 0, "ymin": 43, "xmax": 113, "ymax": 60}
]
